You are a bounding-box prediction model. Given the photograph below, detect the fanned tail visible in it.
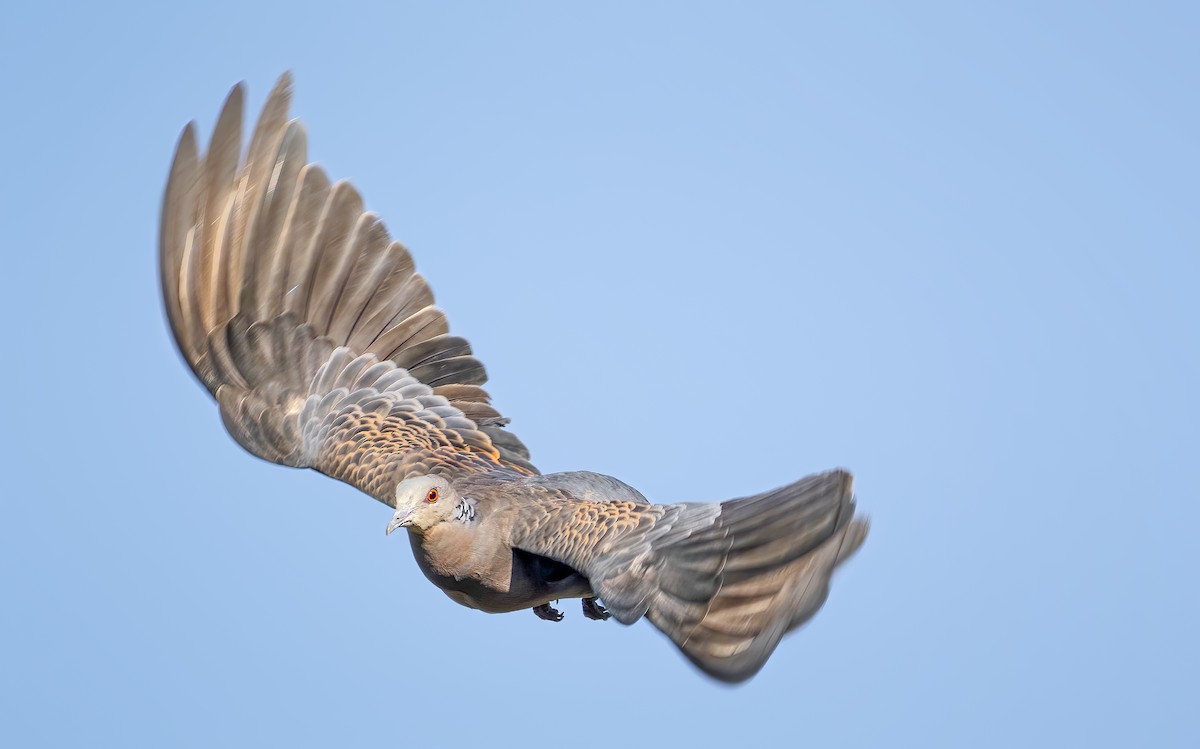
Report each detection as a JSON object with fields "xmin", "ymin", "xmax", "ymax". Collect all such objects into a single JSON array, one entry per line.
[{"xmin": 590, "ymin": 470, "xmax": 867, "ymax": 683}]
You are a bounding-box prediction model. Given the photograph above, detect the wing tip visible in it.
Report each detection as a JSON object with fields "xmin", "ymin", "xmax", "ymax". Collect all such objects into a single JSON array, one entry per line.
[
  {"xmin": 272, "ymin": 70, "xmax": 295, "ymax": 98},
  {"xmin": 220, "ymin": 80, "xmax": 247, "ymax": 123},
  {"xmin": 174, "ymin": 120, "xmax": 199, "ymax": 157}
]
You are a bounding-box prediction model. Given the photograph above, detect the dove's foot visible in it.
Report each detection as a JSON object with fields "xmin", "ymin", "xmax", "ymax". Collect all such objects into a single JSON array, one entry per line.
[
  {"xmin": 582, "ymin": 597, "xmax": 611, "ymax": 621},
  {"xmin": 533, "ymin": 603, "xmax": 564, "ymax": 621}
]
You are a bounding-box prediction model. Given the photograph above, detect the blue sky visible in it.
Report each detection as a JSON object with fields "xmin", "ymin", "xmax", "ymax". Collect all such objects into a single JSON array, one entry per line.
[{"xmin": 2, "ymin": 2, "xmax": 1196, "ymax": 746}]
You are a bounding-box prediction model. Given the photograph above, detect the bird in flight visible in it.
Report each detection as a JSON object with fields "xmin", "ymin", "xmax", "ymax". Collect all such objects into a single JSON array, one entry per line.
[{"xmin": 160, "ymin": 73, "xmax": 869, "ymax": 683}]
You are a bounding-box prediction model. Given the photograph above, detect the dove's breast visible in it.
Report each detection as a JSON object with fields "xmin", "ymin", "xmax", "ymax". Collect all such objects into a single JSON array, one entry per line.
[{"xmin": 406, "ymin": 524, "xmax": 593, "ymax": 613}]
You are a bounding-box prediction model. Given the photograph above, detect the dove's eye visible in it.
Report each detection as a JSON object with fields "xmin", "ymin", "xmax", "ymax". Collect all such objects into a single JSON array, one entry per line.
[{"xmin": 426, "ymin": 488, "xmax": 439, "ymax": 503}]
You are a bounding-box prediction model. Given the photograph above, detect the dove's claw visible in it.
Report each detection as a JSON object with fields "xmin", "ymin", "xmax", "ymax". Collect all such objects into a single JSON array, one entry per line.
[
  {"xmin": 582, "ymin": 597, "xmax": 611, "ymax": 621},
  {"xmin": 533, "ymin": 603, "xmax": 564, "ymax": 621}
]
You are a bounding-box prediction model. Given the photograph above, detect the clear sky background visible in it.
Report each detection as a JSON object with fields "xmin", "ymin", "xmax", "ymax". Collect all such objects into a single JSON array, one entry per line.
[{"xmin": 1, "ymin": 2, "xmax": 1196, "ymax": 747}]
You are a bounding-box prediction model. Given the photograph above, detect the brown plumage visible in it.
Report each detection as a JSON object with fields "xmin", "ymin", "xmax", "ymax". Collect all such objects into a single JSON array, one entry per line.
[{"xmin": 161, "ymin": 73, "xmax": 869, "ymax": 683}]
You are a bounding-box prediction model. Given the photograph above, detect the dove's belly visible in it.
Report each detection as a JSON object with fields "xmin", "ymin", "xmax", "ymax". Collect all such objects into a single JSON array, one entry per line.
[{"xmin": 408, "ymin": 531, "xmax": 593, "ymax": 613}]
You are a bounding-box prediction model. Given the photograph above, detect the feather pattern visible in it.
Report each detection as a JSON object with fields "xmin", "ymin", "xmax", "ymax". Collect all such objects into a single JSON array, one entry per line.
[{"xmin": 160, "ymin": 73, "xmax": 535, "ymax": 500}]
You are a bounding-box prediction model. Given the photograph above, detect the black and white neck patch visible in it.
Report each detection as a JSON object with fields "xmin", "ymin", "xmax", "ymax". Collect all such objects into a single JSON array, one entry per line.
[{"xmin": 454, "ymin": 497, "xmax": 477, "ymax": 524}]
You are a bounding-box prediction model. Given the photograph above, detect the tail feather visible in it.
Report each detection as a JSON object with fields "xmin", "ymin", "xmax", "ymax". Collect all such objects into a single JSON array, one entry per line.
[{"xmin": 644, "ymin": 470, "xmax": 868, "ymax": 683}]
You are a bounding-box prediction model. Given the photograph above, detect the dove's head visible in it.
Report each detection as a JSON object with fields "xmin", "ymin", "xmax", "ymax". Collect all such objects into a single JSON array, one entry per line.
[{"xmin": 386, "ymin": 475, "xmax": 459, "ymax": 535}]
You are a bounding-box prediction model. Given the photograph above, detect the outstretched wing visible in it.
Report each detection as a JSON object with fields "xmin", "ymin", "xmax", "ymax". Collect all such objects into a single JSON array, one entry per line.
[{"xmin": 160, "ymin": 73, "xmax": 535, "ymax": 505}]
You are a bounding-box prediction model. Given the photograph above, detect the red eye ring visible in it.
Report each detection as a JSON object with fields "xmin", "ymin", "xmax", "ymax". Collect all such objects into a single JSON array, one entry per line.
[{"xmin": 426, "ymin": 488, "xmax": 439, "ymax": 503}]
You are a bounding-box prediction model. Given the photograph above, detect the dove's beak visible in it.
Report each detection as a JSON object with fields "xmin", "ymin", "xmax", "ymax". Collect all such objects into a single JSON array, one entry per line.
[{"xmin": 386, "ymin": 510, "xmax": 413, "ymax": 536}]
